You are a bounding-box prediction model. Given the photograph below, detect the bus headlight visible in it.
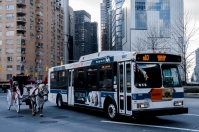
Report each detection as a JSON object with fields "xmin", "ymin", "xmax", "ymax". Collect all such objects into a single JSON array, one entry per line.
[
  {"xmin": 137, "ymin": 103, "xmax": 149, "ymax": 108},
  {"xmin": 174, "ymin": 101, "xmax": 183, "ymax": 106}
]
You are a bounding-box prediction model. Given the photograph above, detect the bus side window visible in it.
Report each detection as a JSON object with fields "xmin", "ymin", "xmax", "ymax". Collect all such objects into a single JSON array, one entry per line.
[
  {"xmin": 99, "ymin": 64, "xmax": 112, "ymax": 90},
  {"xmin": 76, "ymin": 68, "xmax": 85, "ymax": 89},
  {"xmin": 50, "ymin": 72, "xmax": 57, "ymax": 89},
  {"xmin": 86, "ymin": 66, "xmax": 97, "ymax": 89}
]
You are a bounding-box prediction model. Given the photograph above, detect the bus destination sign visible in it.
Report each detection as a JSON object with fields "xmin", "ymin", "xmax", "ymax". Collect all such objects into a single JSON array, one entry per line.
[{"xmin": 136, "ymin": 54, "xmax": 181, "ymax": 62}]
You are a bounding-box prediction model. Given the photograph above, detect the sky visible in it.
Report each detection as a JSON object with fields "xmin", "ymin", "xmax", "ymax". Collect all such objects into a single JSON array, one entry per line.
[{"xmin": 69, "ymin": 0, "xmax": 199, "ymax": 79}]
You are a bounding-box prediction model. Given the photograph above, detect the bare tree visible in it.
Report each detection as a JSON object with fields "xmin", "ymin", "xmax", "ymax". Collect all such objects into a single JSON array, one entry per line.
[
  {"xmin": 133, "ymin": 25, "xmax": 170, "ymax": 51},
  {"xmin": 170, "ymin": 11, "xmax": 199, "ymax": 84}
]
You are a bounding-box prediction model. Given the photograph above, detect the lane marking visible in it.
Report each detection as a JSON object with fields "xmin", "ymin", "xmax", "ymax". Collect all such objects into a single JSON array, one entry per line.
[
  {"xmin": 101, "ymin": 120, "xmax": 199, "ymax": 132},
  {"xmin": 182, "ymin": 114, "xmax": 199, "ymax": 117}
]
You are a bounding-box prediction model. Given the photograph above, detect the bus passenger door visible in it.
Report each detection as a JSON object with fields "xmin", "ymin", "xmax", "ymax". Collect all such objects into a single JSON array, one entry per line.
[
  {"xmin": 118, "ymin": 61, "xmax": 132, "ymax": 115},
  {"xmin": 118, "ymin": 62, "xmax": 125, "ymax": 114},
  {"xmin": 125, "ymin": 61, "xmax": 132, "ymax": 115},
  {"xmin": 68, "ymin": 69, "xmax": 74, "ymax": 106}
]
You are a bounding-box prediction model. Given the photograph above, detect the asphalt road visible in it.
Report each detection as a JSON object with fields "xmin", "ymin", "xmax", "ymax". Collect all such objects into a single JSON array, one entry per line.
[{"xmin": 0, "ymin": 93, "xmax": 199, "ymax": 132}]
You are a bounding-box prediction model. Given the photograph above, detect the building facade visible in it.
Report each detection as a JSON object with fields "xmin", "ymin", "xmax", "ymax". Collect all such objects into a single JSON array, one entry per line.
[
  {"xmin": 100, "ymin": 0, "xmax": 112, "ymax": 51},
  {"xmin": 74, "ymin": 10, "xmax": 90, "ymax": 60},
  {"xmin": 91, "ymin": 22, "xmax": 99, "ymax": 53},
  {"xmin": 0, "ymin": 0, "xmax": 64, "ymax": 85},
  {"xmin": 122, "ymin": 0, "xmax": 184, "ymax": 53},
  {"xmin": 68, "ymin": 6, "xmax": 76, "ymax": 63},
  {"xmin": 192, "ymin": 48, "xmax": 199, "ymax": 82},
  {"xmin": 111, "ymin": 0, "xmax": 124, "ymax": 50}
]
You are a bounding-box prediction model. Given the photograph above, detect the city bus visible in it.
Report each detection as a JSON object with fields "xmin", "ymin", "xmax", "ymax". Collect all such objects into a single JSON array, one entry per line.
[{"xmin": 48, "ymin": 51, "xmax": 188, "ymax": 120}]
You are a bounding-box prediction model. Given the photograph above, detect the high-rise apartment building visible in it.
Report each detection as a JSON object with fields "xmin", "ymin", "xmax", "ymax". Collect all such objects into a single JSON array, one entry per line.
[
  {"xmin": 100, "ymin": 0, "xmax": 112, "ymax": 51},
  {"xmin": 0, "ymin": 0, "xmax": 64, "ymax": 86}
]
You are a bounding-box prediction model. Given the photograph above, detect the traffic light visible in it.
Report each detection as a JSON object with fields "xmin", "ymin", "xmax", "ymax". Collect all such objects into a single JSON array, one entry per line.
[
  {"xmin": 0, "ymin": 65, "xmax": 2, "ymax": 72},
  {"xmin": 45, "ymin": 65, "xmax": 48, "ymax": 71},
  {"xmin": 25, "ymin": 70, "xmax": 28, "ymax": 75}
]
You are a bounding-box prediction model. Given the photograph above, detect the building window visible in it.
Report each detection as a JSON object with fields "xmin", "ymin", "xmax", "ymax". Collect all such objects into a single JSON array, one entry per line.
[
  {"xmin": 6, "ymin": 31, "xmax": 14, "ymax": 36},
  {"xmin": 6, "ymin": 39, "xmax": 14, "ymax": 45},
  {"xmin": 0, "ymin": 32, "xmax": 2, "ymax": 37},
  {"xmin": 7, "ymin": 74, "xmax": 12, "ymax": 80},
  {"xmin": 6, "ymin": 13, "xmax": 14, "ymax": 19},
  {"xmin": 0, "ymin": 40, "xmax": 2, "ymax": 45},
  {"xmin": 6, "ymin": 5, "xmax": 14, "ymax": 10},
  {"xmin": 6, "ymin": 48, "xmax": 14, "ymax": 54},
  {"xmin": 37, "ymin": 35, "xmax": 43, "ymax": 40},
  {"xmin": 7, "ymin": 65, "xmax": 12, "ymax": 71},
  {"xmin": 30, "ymin": 7, "xmax": 34, "ymax": 14},
  {"xmin": 30, "ymin": 16, "xmax": 34, "ymax": 22},
  {"xmin": 16, "ymin": 65, "xmax": 23, "ymax": 70},
  {"xmin": 17, "ymin": 56, "xmax": 26, "ymax": 62},
  {"xmin": 30, "ymin": 32, "xmax": 34, "ymax": 37},
  {"xmin": 0, "ymin": 6, "xmax": 2, "ymax": 10},
  {"xmin": 0, "ymin": 23, "xmax": 2, "ymax": 28},
  {"xmin": 6, "ymin": 22, "xmax": 14, "ymax": 28},
  {"xmin": 17, "ymin": 48, "xmax": 26, "ymax": 54},
  {"xmin": 0, "ymin": 15, "xmax": 2, "ymax": 20},
  {"xmin": 30, "ymin": 0, "xmax": 34, "ymax": 5},
  {"xmin": 6, "ymin": 0, "xmax": 14, "ymax": 1},
  {"xmin": 0, "ymin": 49, "xmax": 2, "ymax": 53},
  {"xmin": 30, "ymin": 24, "xmax": 34, "ymax": 30},
  {"xmin": 7, "ymin": 57, "xmax": 12, "ymax": 62}
]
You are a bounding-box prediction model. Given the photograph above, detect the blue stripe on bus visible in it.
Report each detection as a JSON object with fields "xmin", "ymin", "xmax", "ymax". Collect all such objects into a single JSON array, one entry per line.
[
  {"xmin": 50, "ymin": 89, "xmax": 68, "ymax": 94},
  {"xmin": 172, "ymin": 92, "xmax": 184, "ymax": 98},
  {"xmin": 132, "ymin": 92, "xmax": 184, "ymax": 100},
  {"xmin": 132, "ymin": 93, "xmax": 150, "ymax": 100},
  {"xmin": 101, "ymin": 92, "xmax": 114, "ymax": 99}
]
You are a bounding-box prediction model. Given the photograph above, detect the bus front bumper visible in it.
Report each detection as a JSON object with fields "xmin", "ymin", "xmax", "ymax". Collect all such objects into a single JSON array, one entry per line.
[{"xmin": 132, "ymin": 107, "xmax": 188, "ymax": 117}]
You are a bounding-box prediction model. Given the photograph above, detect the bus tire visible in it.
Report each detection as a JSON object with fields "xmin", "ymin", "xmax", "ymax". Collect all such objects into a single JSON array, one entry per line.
[
  {"xmin": 106, "ymin": 100, "xmax": 117, "ymax": 120},
  {"xmin": 56, "ymin": 94, "xmax": 63, "ymax": 108}
]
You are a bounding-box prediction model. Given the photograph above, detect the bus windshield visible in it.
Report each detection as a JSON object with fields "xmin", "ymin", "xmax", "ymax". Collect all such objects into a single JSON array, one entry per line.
[
  {"xmin": 162, "ymin": 65, "xmax": 182, "ymax": 87},
  {"xmin": 134, "ymin": 63, "xmax": 162, "ymax": 88}
]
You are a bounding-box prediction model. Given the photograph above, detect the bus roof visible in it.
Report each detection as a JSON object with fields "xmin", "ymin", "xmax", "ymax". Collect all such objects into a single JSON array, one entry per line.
[
  {"xmin": 49, "ymin": 51, "xmax": 181, "ymax": 71},
  {"xmin": 79, "ymin": 51, "xmax": 130, "ymax": 62}
]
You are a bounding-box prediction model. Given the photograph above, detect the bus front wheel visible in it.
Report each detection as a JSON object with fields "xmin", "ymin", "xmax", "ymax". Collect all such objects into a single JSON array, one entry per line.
[
  {"xmin": 56, "ymin": 94, "xmax": 63, "ymax": 108},
  {"xmin": 106, "ymin": 100, "xmax": 117, "ymax": 120}
]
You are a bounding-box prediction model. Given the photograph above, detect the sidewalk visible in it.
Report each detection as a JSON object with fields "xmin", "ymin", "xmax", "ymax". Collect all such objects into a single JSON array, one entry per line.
[{"xmin": 0, "ymin": 93, "xmax": 6, "ymax": 96}]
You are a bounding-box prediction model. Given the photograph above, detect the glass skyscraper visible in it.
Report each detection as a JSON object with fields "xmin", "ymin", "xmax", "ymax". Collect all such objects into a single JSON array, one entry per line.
[
  {"xmin": 111, "ymin": 0, "xmax": 124, "ymax": 50},
  {"xmin": 122, "ymin": 0, "xmax": 184, "ymax": 52}
]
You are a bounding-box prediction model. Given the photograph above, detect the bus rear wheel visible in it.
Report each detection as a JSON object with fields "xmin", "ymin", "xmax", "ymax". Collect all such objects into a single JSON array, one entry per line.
[
  {"xmin": 106, "ymin": 100, "xmax": 117, "ymax": 120},
  {"xmin": 56, "ymin": 94, "xmax": 63, "ymax": 108}
]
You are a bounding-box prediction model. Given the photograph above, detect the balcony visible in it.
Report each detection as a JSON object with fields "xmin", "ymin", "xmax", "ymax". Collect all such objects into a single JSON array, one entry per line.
[
  {"xmin": 17, "ymin": 8, "xmax": 26, "ymax": 14},
  {"xmin": 17, "ymin": 17, "xmax": 26, "ymax": 23},
  {"xmin": 17, "ymin": 0, "xmax": 26, "ymax": 6},
  {"xmin": 17, "ymin": 25, "xmax": 26, "ymax": 31},
  {"xmin": 17, "ymin": 34, "xmax": 26, "ymax": 39}
]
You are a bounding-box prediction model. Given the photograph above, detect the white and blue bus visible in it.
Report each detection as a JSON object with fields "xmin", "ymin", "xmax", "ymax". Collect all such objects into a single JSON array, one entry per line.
[{"xmin": 48, "ymin": 51, "xmax": 188, "ymax": 120}]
